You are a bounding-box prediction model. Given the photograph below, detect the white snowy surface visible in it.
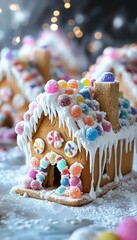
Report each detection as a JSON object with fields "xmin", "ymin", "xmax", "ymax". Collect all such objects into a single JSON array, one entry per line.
[{"xmin": 0, "ymin": 147, "xmax": 137, "ymax": 240}]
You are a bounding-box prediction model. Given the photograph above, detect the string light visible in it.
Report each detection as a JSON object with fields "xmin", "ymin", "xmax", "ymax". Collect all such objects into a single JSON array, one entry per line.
[
  {"xmin": 113, "ymin": 16, "xmax": 124, "ymax": 28},
  {"xmin": 51, "ymin": 17, "xmax": 58, "ymax": 23},
  {"xmin": 53, "ymin": 10, "xmax": 60, "ymax": 16},
  {"xmin": 94, "ymin": 31, "xmax": 102, "ymax": 40},
  {"xmin": 0, "ymin": 8, "xmax": 2, "ymax": 14},
  {"xmin": 64, "ymin": 3, "xmax": 71, "ymax": 9},
  {"xmin": 12, "ymin": 36, "xmax": 21, "ymax": 45},
  {"xmin": 50, "ymin": 23, "xmax": 58, "ymax": 31},
  {"xmin": 9, "ymin": 4, "xmax": 20, "ymax": 11},
  {"xmin": 68, "ymin": 19, "xmax": 75, "ymax": 26}
]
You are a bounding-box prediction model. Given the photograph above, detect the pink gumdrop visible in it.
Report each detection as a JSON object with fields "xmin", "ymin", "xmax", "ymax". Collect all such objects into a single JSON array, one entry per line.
[
  {"xmin": 23, "ymin": 110, "xmax": 32, "ymax": 121},
  {"xmin": 15, "ymin": 121, "xmax": 24, "ymax": 135},
  {"xmin": 45, "ymin": 80, "xmax": 60, "ymax": 94},
  {"xmin": 69, "ymin": 176, "xmax": 80, "ymax": 186},
  {"xmin": 28, "ymin": 168, "xmax": 37, "ymax": 179},
  {"xmin": 23, "ymin": 36, "xmax": 35, "ymax": 45},
  {"xmin": 101, "ymin": 120, "xmax": 112, "ymax": 132},
  {"xmin": 29, "ymin": 101, "xmax": 37, "ymax": 112},
  {"xmin": 103, "ymin": 47, "xmax": 118, "ymax": 59},
  {"xmin": 116, "ymin": 217, "xmax": 137, "ymax": 240},
  {"xmin": 30, "ymin": 180, "xmax": 42, "ymax": 190},
  {"xmin": 23, "ymin": 177, "xmax": 32, "ymax": 189}
]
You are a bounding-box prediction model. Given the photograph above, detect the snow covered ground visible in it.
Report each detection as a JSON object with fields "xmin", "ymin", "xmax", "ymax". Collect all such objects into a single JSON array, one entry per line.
[{"xmin": 0, "ymin": 146, "xmax": 137, "ymax": 240}]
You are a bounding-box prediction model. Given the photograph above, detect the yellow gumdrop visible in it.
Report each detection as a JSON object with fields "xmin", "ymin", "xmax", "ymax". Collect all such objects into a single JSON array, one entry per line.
[
  {"xmin": 76, "ymin": 94, "xmax": 85, "ymax": 103},
  {"xmin": 81, "ymin": 78, "xmax": 91, "ymax": 87},
  {"xmin": 97, "ymin": 231, "xmax": 120, "ymax": 240},
  {"xmin": 58, "ymin": 80, "xmax": 68, "ymax": 89}
]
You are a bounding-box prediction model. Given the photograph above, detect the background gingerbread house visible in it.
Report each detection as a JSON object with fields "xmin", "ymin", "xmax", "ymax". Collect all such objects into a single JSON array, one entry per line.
[
  {"xmin": 85, "ymin": 44, "xmax": 137, "ymax": 108},
  {"xmin": 13, "ymin": 73, "xmax": 137, "ymax": 206}
]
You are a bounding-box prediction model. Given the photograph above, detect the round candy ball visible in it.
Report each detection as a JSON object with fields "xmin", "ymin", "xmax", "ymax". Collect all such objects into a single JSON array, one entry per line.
[
  {"xmin": 69, "ymin": 163, "xmax": 83, "ymax": 176},
  {"xmin": 123, "ymin": 99, "xmax": 130, "ymax": 109},
  {"xmin": 80, "ymin": 103, "xmax": 89, "ymax": 115},
  {"xmin": 101, "ymin": 120, "xmax": 112, "ymax": 132},
  {"xmin": 83, "ymin": 115, "xmax": 94, "ymax": 126},
  {"xmin": 115, "ymin": 217, "xmax": 137, "ymax": 240},
  {"xmin": 69, "ymin": 227, "xmax": 97, "ymax": 240},
  {"xmin": 86, "ymin": 127, "xmax": 99, "ymax": 141},
  {"xmin": 30, "ymin": 180, "xmax": 42, "ymax": 190},
  {"xmin": 77, "ymin": 81, "xmax": 84, "ymax": 89},
  {"xmin": 81, "ymin": 78, "xmax": 91, "ymax": 87},
  {"xmin": 95, "ymin": 125, "xmax": 103, "ymax": 136},
  {"xmin": 100, "ymin": 72, "xmax": 115, "ymax": 82},
  {"xmin": 15, "ymin": 121, "xmax": 24, "ymax": 135},
  {"xmin": 69, "ymin": 176, "xmax": 80, "ymax": 186},
  {"xmin": 97, "ymin": 231, "xmax": 120, "ymax": 240},
  {"xmin": 61, "ymin": 168, "xmax": 70, "ymax": 176},
  {"xmin": 36, "ymin": 172, "xmax": 45, "ymax": 182},
  {"xmin": 30, "ymin": 157, "xmax": 40, "ymax": 168},
  {"xmin": 119, "ymin": 109, "xmax": 127, "ymax": 119},
  {"xmin": 23, "ymin": 110, "xmax": 32, "ymax": 121},
  {"xmin": 23, "ymin": 177, "xmax": 32, "ymax": 189},
  {"xmin": 60, "ymin": 177, "xmax": 69, "ymax": 186},
  {"xmin": 57, "ymin": 159, "xmax": 67, "ymax": 171},
  {"xmin": 28, "ymin": 168, "xmax": 37, "ymax": 179},
  {"xmin": 79, "ymin": 89, "xmax": 91, "ymax": 100},
  {"xmin": 56, "ymin": 186, "xmax": 66, "ymax": 195},
  {"xmin": 69, "ymin": 186, "xmax": 81, "ymax": 198},
  {"xmin": 76, "ymin": 94, "xmax": 85, "ymax": 104},
  {"xmin": 84, "ymin": 99, "xmax": 94, "ymax": 109},
  {"xmin": 57, "ymin": 94, "xmax": 71, "ymax": 107},
  {"xmin": 65, "ymin": 88, "xmax": 74, "ymax": 95},
  {"xmin": 69, "ymin": 105, "xmax": 82, "ymax": 118},
  {"xmin": 40, "ymin": 158, "xmax": 49, "ymax": 169},
  {"xmin": 29, "ymin": 101, "xmax": 37, "ymax": 112},
  {"xmin": 68, "ymin": 79, "xmax": 78, "ymax": 89},
  {"xmin": 45, "ymin": 80, "xmax": 60, "ymax": 94},
  {"xmin": 58, "ymin": 80, "xmax": 68, "ymax": 89}
]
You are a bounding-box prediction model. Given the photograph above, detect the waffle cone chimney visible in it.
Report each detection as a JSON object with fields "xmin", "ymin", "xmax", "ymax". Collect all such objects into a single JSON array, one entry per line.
[
  {"xmin": 33, "ymin": 49, "xmax": 51, "ymax": 81},
  {"xmin": 94, "ymin": 81, "xmax": 120, "ymax": 132}
]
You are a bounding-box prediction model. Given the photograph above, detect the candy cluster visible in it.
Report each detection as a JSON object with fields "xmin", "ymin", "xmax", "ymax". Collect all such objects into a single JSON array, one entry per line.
[
  {"xmin": 118, "ymin": 91, "xmax": 137, "ymax": 127},
  {"xmin": 23, "ymin": 151, "xmax": 83, "ymax": 199}
]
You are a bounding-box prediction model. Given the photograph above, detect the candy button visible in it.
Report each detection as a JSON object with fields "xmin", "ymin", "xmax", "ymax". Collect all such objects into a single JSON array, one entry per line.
[
  {"xmin": 64, "ymin": 141, "xmax": 78, "ymax": 158},
  {"xmin": 81, "ymin": 78, "xmax": 90, "ymax": 87},
  {"xmin": 58, "ymin": 94, "xmax": 71, "ymax": 107},
  {"xmin": 58, "ymin": 80, "xmax": 68, "ymax": 89},
  {"xmin": 45, "ymin": 80, "xmax": 60, "ymax": 94},
  {"xmin": 47, "ymin": 131, "xmax": 64, "ymax": 148},
  {"xmin": 69, "ymin": 105, "xmax": 82, "ymax": 118},
  {"xmin": 34, "ymin": 138, "xmax": 45, "ymax": 154},
  {"xmin": 86, "ymin": 127, "xmax": 99, "ymax": 141}
]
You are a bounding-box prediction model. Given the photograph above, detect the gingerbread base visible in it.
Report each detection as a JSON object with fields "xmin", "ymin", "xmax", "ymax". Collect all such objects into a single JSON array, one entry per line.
[{"xmin": 11, "ymin": 181, "xmax": 119, "ymax": 207}]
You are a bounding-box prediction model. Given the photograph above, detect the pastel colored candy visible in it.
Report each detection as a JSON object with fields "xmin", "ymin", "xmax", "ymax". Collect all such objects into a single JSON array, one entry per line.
[
  {"xmin": 96, "ymin": 231, "xmax": 120, "ymax": 240},
  {"xmin": 79, "ymin": 89, "xmax": 91, "ymax": 99},
  {"xmin": 47, "ymin": 131, "xmax": 64, "ymax": 148},
  {"xmin": 36, "ymin": 172, "xmax": 45, "ymax": 182},
  {"xmin": 69, "ymin": 162, "xmax": 83, "ymax": 176},
  {"xmin": 69, "ymin": 176, "xmax": 80, "ymax": 186},
  {"xmin": 30, "ymin": 157, "xmax": 40, "ymax": 168},
  {"xmin": 45, "ymin": 151, "xmax": 57, "ymax": 165},
  {"xmin": 28, "ymin": 168, "xmax": 37, "ymax": 179},
  {"xmin": 99, "ymin": 72, "xmax": 115, "ymax": 82},
  {"xmin": 40, "ymin": 158, "xmax": 49, "ymax": 169},
  {"xmin": 115, "ymin": 217, "xmax": 137, "ymax": 240},
  {"xmin": 69, "ymin": 186, "xmax": 81, "ymax": 198},
  {"xmin": 81, "ymin": 78, "xmax": 91, "ymax": 87},
  {"xmin": 34, "ymin": 138, "xmax": 45, "ymax": 154},
  {"xmin": 58, "ymin": 80, "xmax": 68, "ymax": 89},
  {"xmin": 30, "ymin": 180, "xmax": 42, "ymax": 190},
  {"xmin": 69, "ymin": 105, "xmax": 82, "ymax": 118},
  {"xmin": 58, "ymin": 94, "xmax": 71, "ymax": 107},
  {"xmin": 45, "ymin": 79, "xmax": 60, "ymax": 93},
  {"xmin": 60, "ymin": 177, "xmax": 69, "ymax": 186},
  {"xmin": 56, "ymin": 186, "xmax": 66, "ymax": 195},
  {"xmin": 86, "ymin": 127, "xmax": 99, "ymax": 141},
  {"xmin": 15, "ymin": 121, "xmax": 24, "ymax": 135},
  {"xmin": 57, "ymin": 159, "xmax": 67, "ymax": 171},
  {"xmin": 23, "ymin": 177, "xmax": 32, "ymax": 189},
  {"xmin": 64, "ymin": 141, "xmax": 78, "ymax": 158}
]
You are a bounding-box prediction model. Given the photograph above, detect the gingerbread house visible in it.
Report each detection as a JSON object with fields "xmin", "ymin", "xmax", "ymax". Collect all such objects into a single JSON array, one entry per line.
[
  {"xmin": 85, "ymin": 45, "xmax": 137, "ymax": 108},
  {"xmin": 12, "ymin": 73, "xmax": 137, "ymax": 206}
]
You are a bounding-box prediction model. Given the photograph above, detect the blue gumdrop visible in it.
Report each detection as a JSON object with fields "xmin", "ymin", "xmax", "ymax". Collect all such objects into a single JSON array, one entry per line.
[
  {"xmin": 86, "ymin": 127, "xmax": 99, "ymax": 141},
  {"xmin": 56, "ymin": 186, "xmax": 66, "ymax": 195},
  {"xmin": 40, "ymin": 158, "xmax": 49, "ymax": 169},
  {"xmin": 36, "ymin": 173, "xmax": 45, "ymax": 182},
  {"xmin": 79, "ymin": 89, "xmax": 91, "ymax": 99},
  {"xmin": 131, "ymin": 107, "xmax": 137, "ymax": 115},
  {"xmin": 80, "ymin": 103, "xmax": 89, "ymax": 115},
  {"xmin": 123, "ymin": 99, "xmax": 130, "ymax": 109},
  {"xmin": 60, "ymin": 177, "xmax": 69, "ymax": 186},
  {"xmin": 95, "ymin": 125, "xmax": 103, "ymax": 136},
  {"xmin": 100, "ymin": 72, "xmax": 115, "ymax": 82},
  {"xmin": 84, "ymin": 99, "xmax": 94, "ymax": 109},
  {"xmin": 119, "ymin": 109, "xmax": 127, "ymax": 119},
  {"xmin": 77, "ymin": 81, "xmax": 84, "ymax": 89},
  {"xmin": 57, "ymin": 159, "xmax": 67, "ymax": 172}
]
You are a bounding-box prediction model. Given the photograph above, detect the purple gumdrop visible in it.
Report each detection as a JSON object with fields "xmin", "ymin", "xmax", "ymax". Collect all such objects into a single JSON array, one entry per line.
[{"xmin": 69, "ymin": 176, "xmax": 80, "ymax": 186}]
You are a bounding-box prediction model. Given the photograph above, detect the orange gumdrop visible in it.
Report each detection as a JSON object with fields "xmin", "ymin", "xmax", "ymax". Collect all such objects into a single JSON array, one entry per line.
[
  {"xmin": 83, "ymin": 115, "xmax": 94, "ymax": 126},
  {"xmin": 69, "ymin": 165, "xmax": 82, "ymax": 176},
  {"xmin": 65, "ymin": 88, "xmax": 74, "ymax": 95},
  {"xmin": 30, "ymin": 157, "xmax": 40, "ymax": 168},
  {"xmin": 69, "ymin": 105, "xmax": 82, "ymax": 118},
  {"xmin": 69, "ymin": 186, "xmax": 81, "ymax": 198},
  {"xmin": 68, "ymin": 79, "xmax": 78, "ymax": 89}
]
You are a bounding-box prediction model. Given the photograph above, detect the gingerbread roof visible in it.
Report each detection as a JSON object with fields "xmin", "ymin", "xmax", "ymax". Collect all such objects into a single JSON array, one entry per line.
[{"xmin": 16, "ymin": 75, "xmax": 137, "ymax": 180}]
